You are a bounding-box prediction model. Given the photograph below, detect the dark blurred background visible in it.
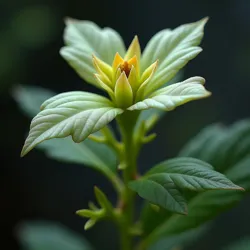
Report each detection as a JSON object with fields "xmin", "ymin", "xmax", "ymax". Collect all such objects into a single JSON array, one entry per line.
[{"xmin": 1, "ymin": 0, "xmax": 250, "ymax": 249}]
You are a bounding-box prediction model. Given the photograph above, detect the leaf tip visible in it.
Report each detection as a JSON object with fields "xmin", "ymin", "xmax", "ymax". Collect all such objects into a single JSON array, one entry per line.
[
  {"xmin": 94, "ymin": 185, "xmax": 100, "ymax": 193},
  {"xmin": 198, "ymin": 16, "xmax": 209, "ymax": 27},
  {"xmin": 236, "ymin": 186, "xmax": 245, "ymax": 192},
  {"xmin": 64, "ymin": 16, "xmax": 76, "ymax": 25},
  {"xmin": 20, "ymin": 147, "xmax": 27, "ymax": 157}
]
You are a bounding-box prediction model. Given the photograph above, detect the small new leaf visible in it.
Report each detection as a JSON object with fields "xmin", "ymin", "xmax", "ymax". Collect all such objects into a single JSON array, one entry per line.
[
  {"xmin": 129, "ymin": 157, "xmax": 243, "ymax": 214},
  {"xmin": 94, "ymin": 186, "xmax": 113, "ymax": 212},
  {"xmin": 84, "ymin": 219, "xmax": 96, "ymax": 231}
]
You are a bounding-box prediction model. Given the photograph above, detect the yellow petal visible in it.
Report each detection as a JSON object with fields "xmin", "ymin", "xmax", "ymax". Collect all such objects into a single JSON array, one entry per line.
[
  {"xmin": 115, "ymin": 72, "xmax": 133, "ymax": 108},
  {"xmin": 92, "ymin": 55, "xmax": 113, "ymax": 81},
  {"xmin": 112, "ymin": 52, "xmax": 124, "ymax": 70},
  {"xmin": 128, "ymin": 55, "xmax": 140, "ymax": 76},
  {"xmin": 125, "ymin": 36, "xmax": 141, "ymax": 61}
]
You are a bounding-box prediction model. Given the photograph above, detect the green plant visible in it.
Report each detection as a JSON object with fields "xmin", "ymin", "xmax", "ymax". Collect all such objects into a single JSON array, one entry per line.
[{"xmin": 18, "ymin": 18, "xmax": 249, "ymax": 250}]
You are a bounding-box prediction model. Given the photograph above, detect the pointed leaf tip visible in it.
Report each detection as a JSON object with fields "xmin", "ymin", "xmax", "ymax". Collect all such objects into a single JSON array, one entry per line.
[
  {"xmin": 84, "ymin": 219, "xmax": 96, "ymax": 230},
  {"xmin": 125, "ymin": 35, "xmax": 141, "ymax": 61}
]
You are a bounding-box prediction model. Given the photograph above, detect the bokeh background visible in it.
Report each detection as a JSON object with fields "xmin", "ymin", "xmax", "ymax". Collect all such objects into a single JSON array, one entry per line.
[{"xmin": 1, "ymin": 0, "xmax": 250, "ymax": 249}]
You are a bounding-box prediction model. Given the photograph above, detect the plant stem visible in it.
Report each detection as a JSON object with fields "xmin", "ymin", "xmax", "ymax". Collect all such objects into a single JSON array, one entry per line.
[{"xmin": 116, "ymin": 111, "xmax": 140, "ymax": 250}]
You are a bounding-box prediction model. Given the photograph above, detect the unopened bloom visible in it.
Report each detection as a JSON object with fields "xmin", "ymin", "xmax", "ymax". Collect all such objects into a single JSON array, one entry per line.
[
  {"xmin": 92, "ymin": 36, "xmax": 159, "ymax": 109},
  {"xmin": 21, "ymin": 18, "xmax": 211, "ymax": 156}
]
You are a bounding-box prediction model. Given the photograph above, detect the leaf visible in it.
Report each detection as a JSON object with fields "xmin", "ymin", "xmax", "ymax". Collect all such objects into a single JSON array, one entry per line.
[
  {"xmin": 223, "ymin": 238, "xmax": 250, "ymax": 250},
  {"xmin": 141, "ymin": 18, "xmax": 207, "ymax": 96},
  {"xmin": 13, "ymin": 85, "xmax": 117, "ymax": 176},
  {"xmin": 145, "ymin": 156, "xmax": 250, "ymax": 245},
  {"xmin": 129, "ymin": 157, "xmax": 241, "ymax": 214},
  {"xmin": 178, "ymin": 124, "xmax": 225, "ymax": 159},
  {"xmin": 145, "ymin": 189, "xmax": 243, "ymax": 246},
  {"xmin": 179, "ymin": 119, "xmax": 250, "ymax": 173},
  {"xmin": 17, "ymin": 221, "xmax": 92, "ymax": 250},
  {"xmin": 38, "ymin": 138, "xmax": 117, "ymax": 173},
  {"xmin": 142, "ymin": 120, "xmax": 250, "ymax": 247},
  {"xmin": 147, "ymin": 224, "xmax": 209, "ymax": 250},
  {"xmin": 21, "ymin": 91, "xmax": 123, "ymax": 156},
  {"xmin": 61, "ymin": 19, "xmax": 126, "ymax": 85},
  {"xmin": 12, "ymin": 85, "xmax": 55, "ymax": 116},
  {"xmin": 128, "ymin": 77, "xmax": 210, "ymax": 111},
  {"xmin": 135, "ymin": 71, "xmax": 184, "ymax": 129}
]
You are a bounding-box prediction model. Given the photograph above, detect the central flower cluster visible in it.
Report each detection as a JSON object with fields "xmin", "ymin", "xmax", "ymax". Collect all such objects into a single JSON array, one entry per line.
[{"xmin": 92, "ymin": 36, "xmax": 158, "ymax": 108}]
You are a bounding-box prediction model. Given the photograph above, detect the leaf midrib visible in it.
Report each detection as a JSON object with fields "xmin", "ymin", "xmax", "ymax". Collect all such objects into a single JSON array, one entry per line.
[{"xmin": 144, "ymin": 172, "xmax": 237, "ymax": 190}]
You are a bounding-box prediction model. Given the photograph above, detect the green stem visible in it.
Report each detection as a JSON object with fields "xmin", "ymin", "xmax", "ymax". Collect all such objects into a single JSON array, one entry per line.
[{"xmin": 116, "ymin": 111, "xmax": 140, "ymax": 250}]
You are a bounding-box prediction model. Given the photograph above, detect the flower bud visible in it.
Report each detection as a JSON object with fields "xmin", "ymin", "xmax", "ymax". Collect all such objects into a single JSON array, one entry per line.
[{"xmin": 115, "ymin": 72, "xmax": 133, "ymax": 108}]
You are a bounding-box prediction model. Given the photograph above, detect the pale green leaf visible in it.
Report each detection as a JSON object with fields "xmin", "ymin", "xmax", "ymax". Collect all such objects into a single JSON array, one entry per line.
[
  {"xmin": 129, "ymin": 157, "xmax": 241, "ymax": 214},
  {"xmin": 13, "ymin": 85, "xmax": 117, "ymax": 175},
  {"xmin": 141, "ymin": 18, "xmax": 207, "ymax": 96},
  {"xmin": 60, "ymin": 46, "xmax": 98, "ymax": 86},
  {"xmin": 135, "ymin": 71, "xmax": 184, "ymax": 129},
  {"xmin": 21, "ymin": 91, "xmax": 123, "ymax": 156},
  {"xmin": 61, "ymin": 19, "xmax": 126, "ymax": 85},
  {"xmin": 17, "ymin": 221, "xmax": 92, "ymax": 250},
  {"xmin": 128, "ymin": 77, "xmax": 210, "ymax": 111}
]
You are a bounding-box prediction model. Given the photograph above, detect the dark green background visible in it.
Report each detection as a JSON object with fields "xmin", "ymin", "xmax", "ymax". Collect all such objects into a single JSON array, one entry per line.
[{"xmin": 1, "ymin": 0, "xmax": 250, "ymax": 249}]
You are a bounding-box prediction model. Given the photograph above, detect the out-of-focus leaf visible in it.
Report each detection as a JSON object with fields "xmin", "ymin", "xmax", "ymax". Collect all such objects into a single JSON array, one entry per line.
[
  {"xmin": 179, "ymin": 119, "xmax": 250, "ymax": 173},
  {"xmin": 17, "ymin": 221, "xmax": 92, "ymax": 250},
  {"xmin": 38, "ymin": 138, "xmax": 117, "ymax": 173},
  {"xmin": 223, "ymin": 238, "xmax": 250, "ymax": 250},
  {"xmin": 12, "ymin": 85, "xmax": 55, "ymax": 117},
  {"xmin": 147, "ymin": 224, "xmax": 209, "ymax": 250},
  {"xmin": 13, "ymin": 86, "xmax": 117, "ymax": 175}
]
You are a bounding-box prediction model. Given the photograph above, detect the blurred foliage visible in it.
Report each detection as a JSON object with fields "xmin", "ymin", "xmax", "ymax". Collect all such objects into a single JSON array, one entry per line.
[
  {"xmin": 0, "ymin": 3, "xmax": 60, "ymax": 91},
  {"xmin": 223, "ymin": 238, "xmax": 250, "ymax": 250},
  {"xmin": 17, "ymin": 221, "xmax": 92, "ymax": 250}
]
